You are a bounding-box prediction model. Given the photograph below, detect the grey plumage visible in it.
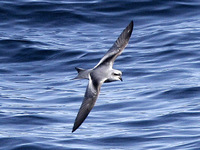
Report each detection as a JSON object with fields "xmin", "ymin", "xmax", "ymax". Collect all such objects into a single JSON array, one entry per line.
[{"xmin": 72, "ymin": 21, "xmax": 133, "ymax": 132}]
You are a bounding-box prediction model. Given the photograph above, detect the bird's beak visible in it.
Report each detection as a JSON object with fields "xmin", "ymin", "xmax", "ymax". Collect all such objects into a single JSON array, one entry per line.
[{"xmin": 119, "ymin": 77, "xmax": 123, "ymax": 81}]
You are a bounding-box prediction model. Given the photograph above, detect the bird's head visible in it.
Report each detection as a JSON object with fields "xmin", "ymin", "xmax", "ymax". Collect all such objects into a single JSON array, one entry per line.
[{"xmin": 111, "ymin": 69, "xmax": 122, "ymax": 81}]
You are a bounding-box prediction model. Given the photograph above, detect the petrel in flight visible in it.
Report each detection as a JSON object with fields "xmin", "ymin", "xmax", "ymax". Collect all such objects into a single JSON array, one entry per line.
[{"xmin": 72, "ymin": 21, "xmax": 133, "ymax": 132}]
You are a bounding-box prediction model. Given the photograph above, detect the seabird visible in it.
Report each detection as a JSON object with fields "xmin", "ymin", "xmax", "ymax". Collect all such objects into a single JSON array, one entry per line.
[{"xmin": 72, "ymin": 21, "xmax": 133, "ymax": 132}]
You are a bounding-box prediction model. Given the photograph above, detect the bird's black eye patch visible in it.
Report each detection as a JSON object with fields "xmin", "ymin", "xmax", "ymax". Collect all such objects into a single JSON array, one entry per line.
[{"xmin": 113, "ymin": 73, "xmax": 120, "ymax": 76}]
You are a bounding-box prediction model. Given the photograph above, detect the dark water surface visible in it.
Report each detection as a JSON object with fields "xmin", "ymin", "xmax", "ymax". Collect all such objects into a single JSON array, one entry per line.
[{"xmin": 1, "ymin": 0, "xmax": 200, "ymax": 149}]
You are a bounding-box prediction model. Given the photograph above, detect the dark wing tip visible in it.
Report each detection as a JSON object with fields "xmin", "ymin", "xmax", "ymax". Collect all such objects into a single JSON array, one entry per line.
[
  {"xmin": 72, "ymin": 117, "xmax": 82, "ymax": 133},
  {"xmin": 72, "ymin": 126, "xmax": 76, "ymax": 133},
  {"xmin": 129, "ymin": 20, "xmax": 134, "ymax": 30},
  {"xmin": 114, "ymin": 20, "xmax": 134, "ymax": 50},
  {"xmin": 72, "ymin": 117, "xmax": 84, "ymax": 133},
  {"xmin": 130, "ymin": 20, "xmax": 134, "ymax": 27},
  {"xmin": 125, "ymin": 20, "xmax": 134, "ymax": 40}
]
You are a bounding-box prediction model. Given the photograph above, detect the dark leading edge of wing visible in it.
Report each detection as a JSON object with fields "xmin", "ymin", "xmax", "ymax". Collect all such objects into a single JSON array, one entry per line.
[{"xmin": 94, "ymin": 20, "xmax": 133, "ymax": 68}]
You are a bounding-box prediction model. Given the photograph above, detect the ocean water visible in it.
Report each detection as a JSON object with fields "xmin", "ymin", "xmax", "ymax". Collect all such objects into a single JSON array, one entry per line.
[{"xmin": 1, "ymin": 0, "xmax": 200, "ymax": 149}]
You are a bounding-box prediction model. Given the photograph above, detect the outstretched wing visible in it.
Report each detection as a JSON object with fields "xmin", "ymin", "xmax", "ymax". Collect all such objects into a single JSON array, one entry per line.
[
  {"xmin": 72, "ymin": 73, "xmax": 103, "ymax": 132},
  {"xmin": 94, "ymin": 21, "xmax": 133, "ymax": 68}
]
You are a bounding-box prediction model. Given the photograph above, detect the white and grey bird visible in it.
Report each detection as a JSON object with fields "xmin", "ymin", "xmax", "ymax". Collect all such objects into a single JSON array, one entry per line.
[{"xmin": 72, "ymin": 21, "xmax": 133, "ymax": 132}]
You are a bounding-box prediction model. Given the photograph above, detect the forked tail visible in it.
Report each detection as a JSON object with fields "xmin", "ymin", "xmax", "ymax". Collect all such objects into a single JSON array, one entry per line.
[{"xmin": 73, "ymin": 67, "xmax": 91, "ymax": 80}]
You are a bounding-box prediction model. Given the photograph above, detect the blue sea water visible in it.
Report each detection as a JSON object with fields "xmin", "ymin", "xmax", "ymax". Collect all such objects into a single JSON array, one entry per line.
[{"xmin": 1, "ymin": 0, "xmax": 200, "ymax": 149}]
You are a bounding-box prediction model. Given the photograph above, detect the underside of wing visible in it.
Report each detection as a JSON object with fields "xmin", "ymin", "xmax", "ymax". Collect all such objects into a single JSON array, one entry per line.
[
  {"xmin": 72, "ymin": 74, "xmax": 101, "ymax": 132},
  {"xmin": 94, "ymin": 21, "xmax": 133, "ymax": 68}
]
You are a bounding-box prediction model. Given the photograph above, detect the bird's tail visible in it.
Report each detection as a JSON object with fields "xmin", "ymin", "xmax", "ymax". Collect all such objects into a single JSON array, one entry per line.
[{"xmin": 72, "ymin": 67, "xmax": 91, "ymax": 80}]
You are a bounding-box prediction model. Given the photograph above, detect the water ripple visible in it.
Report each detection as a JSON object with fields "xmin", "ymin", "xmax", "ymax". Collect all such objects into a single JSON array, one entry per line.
[{"xmin": 1, "ymin": 0, "xmax": 200, "ymax": 150}]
